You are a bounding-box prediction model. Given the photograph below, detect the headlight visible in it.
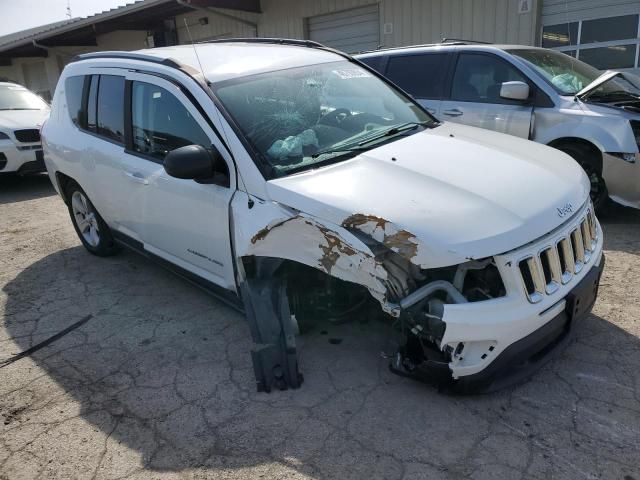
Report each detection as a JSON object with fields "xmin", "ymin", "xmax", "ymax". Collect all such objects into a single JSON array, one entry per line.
[{"xmin": 0, "ymin": 131, "xmax": 10, "ymax": 140}]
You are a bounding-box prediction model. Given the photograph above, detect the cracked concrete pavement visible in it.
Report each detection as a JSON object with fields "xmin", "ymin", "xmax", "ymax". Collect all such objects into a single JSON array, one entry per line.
[{"xmin": 0, "ymin": 174, "xmax": 639, "ymax": 480}]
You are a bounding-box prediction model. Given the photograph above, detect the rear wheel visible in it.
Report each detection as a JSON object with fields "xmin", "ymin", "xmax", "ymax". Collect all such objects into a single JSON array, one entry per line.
[
  {"xmin": 66, "ymin": 181, "xmax": 120, "ymax": 256},
  {"xmin": 556, "ymin": 143, "xmax": 608, "ymax": 212}
]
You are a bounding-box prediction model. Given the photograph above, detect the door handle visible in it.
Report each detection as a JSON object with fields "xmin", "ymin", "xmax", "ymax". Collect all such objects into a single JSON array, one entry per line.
[
  {"xmin": 125, "ymin": 171, "xmax": 148, "ymax": 185},
  {"xmin": 442, "ymin": 109, "xmax": 463, "ymax": 117}
]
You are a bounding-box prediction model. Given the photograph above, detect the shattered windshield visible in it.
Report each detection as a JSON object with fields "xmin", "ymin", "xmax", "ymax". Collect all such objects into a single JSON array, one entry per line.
[
  {"xmin": 213, "ymin": 60, "xmax": 436, "ymax": 178},
  {"xmin": 509, "ymin": 48, "xmax": 640, "ymax": 101},
  {"xmin": 508, "ymin": 49, "xmax": 602, "ymax": 95}
]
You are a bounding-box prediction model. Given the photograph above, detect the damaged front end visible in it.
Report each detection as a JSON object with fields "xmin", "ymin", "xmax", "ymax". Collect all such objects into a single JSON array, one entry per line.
[{"xmin": 234, "ymin": 197, "xmax": 506, "ymax": 393}]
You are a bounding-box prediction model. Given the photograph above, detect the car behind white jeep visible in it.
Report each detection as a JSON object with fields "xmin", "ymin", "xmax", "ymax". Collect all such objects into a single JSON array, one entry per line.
[
  {"xmin": 41, "ymin": 39, "xmax": 604, "ymax": 393},
  {"xmin": 0, "ymin": 82, "xmax": 49, "ymax": 175},
  {"xmin": 357, "ymin": 43, "xmax": 640, "ymax": 211}
]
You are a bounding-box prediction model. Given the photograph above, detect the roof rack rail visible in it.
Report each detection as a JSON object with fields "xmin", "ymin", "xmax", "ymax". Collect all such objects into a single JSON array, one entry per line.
[
  {"xmin": 199, "ymin": 37, "xmax": 326, "ymax": 48},
  {"xmin": 70, "ymin": 51, "xmax": 183, "ymax": 68},
  {"xmin": 441, "ymin": 38, "xmax": 492, "ymax": 45}
]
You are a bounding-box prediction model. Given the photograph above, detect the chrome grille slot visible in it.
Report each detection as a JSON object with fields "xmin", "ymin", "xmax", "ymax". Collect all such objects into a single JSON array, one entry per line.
[
  {"xmin": 581, "ymin": 218, "xmax": 592, "ymax": 262},
  {"xmin": 557, "ymin": 237, "xmax": 574, "ymax": 284},
  {"xmin": 519, "ymin": 256, "xmax": 544, "ymax": 303},
  {"xmin": 571, "ymin": 228, "xmax": 585, "ymax": 273},
  {"xmin": 540, "ymin": 247, "xmax": 561, "ymax": 294},
  {"xmin": 588, "ymin": 208, "xmax": 597, "ymax": 242},
  {"xmin": 516, "ymin": 204, "xmax": 599, "ymax": 303}
]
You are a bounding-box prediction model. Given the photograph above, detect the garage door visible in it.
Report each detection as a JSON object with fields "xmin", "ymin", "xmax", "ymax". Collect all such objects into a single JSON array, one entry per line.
[{"xmin": 308, "ymin": 5, "xmax": 380, "ymax": 53}]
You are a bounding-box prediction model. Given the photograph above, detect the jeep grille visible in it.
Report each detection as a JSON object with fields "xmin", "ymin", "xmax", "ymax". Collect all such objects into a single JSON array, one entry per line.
[{"xmin": 518, "ymin": 206, "xmax": 598, "ymax": 303}]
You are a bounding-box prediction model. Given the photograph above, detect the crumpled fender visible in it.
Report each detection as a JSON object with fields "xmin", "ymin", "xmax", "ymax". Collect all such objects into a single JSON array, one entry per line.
[{"xmin": 232, "ymin": 194, "xmax": 398, "ymax": 313}]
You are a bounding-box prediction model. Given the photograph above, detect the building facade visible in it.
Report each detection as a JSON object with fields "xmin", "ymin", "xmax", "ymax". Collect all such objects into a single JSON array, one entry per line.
[{"xmin": 0, "ymin": 0, "xmax": 638, "ymax": 101}]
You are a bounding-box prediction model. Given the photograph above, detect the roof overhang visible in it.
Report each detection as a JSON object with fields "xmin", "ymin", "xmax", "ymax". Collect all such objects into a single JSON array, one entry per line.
[{"xmin": 0, "ymin": 0, "xmax": 261, "ymax": 59}]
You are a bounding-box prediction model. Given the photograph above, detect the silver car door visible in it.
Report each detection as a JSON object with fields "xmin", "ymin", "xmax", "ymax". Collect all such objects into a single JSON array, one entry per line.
[{"xmin": 440, "ymin": 52, "xmax": 533, "ymax": 138}]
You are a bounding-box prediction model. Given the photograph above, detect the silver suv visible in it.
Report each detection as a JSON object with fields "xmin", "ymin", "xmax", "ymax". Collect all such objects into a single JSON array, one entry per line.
[{"xmin": 357, "ymin": 43, "xmax": 640, "ymax": 211}]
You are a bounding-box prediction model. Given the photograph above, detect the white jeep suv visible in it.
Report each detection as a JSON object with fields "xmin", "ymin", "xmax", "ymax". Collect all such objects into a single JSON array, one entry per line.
[{"xmin": 42, "ymin": 39, "xmax": 604, "ymax": 393}]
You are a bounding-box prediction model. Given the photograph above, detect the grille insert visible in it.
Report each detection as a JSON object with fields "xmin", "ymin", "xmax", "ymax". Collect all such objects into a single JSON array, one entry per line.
[
  {"xmin": 518, "ymin": 207, "xmax": 598, "ymax": 303},
  {"xmin": 14, "ymin": 129, "xmax": 40, "ymax": 143}
]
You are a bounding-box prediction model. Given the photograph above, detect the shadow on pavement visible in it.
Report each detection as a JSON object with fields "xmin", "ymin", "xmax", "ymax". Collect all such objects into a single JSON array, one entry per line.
[
  {"xmin": 2, "ymin": 243, "xmax": 640, "ymax": 478},
  {"xmin": 600, "ymin": 203, "xmax": 640, "ymax": 257},
  {"xmin": 0, "ymin": 173, "xmax": 56, "ymax": 205}
]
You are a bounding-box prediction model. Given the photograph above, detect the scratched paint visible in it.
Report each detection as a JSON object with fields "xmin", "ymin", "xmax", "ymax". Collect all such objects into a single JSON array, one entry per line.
[
  {"xmin": 241, "ymin": 213, "xmax": 397, "ymax": 314},
  {"xmin": 342, "ymin": 213, "xmax": 420, "ymax": 260}
]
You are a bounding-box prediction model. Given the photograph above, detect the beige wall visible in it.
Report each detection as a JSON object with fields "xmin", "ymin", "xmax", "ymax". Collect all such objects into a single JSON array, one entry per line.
[
  {"xmin": 176, "ymin": 0, "xmax": 540, "ymax": 47},
  {"xmin": 2, "ymin": 0, "xmax": 541, "ymax": 96}
]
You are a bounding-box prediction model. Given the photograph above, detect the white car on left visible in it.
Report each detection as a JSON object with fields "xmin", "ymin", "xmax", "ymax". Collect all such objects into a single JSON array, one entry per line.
[{"xmin": 0, "ymin": 82, "xmax": 50, "ymax": 175}]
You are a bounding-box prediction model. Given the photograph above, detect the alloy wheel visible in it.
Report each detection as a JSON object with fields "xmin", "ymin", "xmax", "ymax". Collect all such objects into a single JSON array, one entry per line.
[{"xmin": 71, "ymin": 191, "xmax": 100, "ymax": 247}]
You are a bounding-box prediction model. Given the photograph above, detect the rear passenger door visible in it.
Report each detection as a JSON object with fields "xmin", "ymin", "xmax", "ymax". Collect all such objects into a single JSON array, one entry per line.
[
  {"xmin": 122, "ymin": 72, "xmax": 237, "ymax": 290},
  {"xmin": 440, "ymin": 52, "xmax": 533, "ymax": 138},
  {"xmin": 76, "ymin": 73, "xmax": 137, "ymax": 233},
  {"xmin": 382, "ymin": 52, "xmax": 451, "ymax": 117}
]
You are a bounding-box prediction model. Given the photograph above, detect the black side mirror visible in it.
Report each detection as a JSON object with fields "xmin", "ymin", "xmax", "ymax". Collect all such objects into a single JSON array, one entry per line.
[{"xmin": 163, "ymin": 145, "xmax": 222, "ymax": 180}]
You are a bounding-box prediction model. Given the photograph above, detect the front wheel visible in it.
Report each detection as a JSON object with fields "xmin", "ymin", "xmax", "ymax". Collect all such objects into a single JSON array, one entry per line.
[
  {"xmin": 66, "ymin": 181, "xmax": 120, "ymax": 256},
  {"xmin": 557, "ymin": 143, "xmax": 608, "ymax": 212}
]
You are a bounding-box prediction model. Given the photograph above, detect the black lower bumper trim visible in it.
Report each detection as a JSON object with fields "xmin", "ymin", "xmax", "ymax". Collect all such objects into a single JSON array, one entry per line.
[
  {"xmin": 16, "ymin": 157, "xmax": 45, "ymax": 175},
  {"xmin": 451, "ymin": 253, "xmax": 605, "ymax": 394}
]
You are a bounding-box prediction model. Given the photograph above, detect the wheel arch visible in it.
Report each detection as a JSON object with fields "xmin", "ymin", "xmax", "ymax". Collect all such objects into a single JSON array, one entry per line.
[
  {"xmin": 54, "ymin": 171, "xmax": 76, "ymax": 205},
  {"xmin": 548, "ymin": 137, "xmax": 603, "ymax": 175}
]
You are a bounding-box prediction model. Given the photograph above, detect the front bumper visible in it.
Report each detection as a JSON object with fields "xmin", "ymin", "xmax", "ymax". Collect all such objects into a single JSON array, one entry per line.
[
  {"xmin": 602, "ymin": 152, "xmax": 640, "ymax": 209},
  {"xmin": 0, "ymin": 141, "xmax": 45, "ymax": 174},
  {"xmin": 451, "ymin": 253, "xmax": 604, "ymax": 393},
  {"xmin": 435, "ymin": 201, "xmax": 604, "ymax": 393}
]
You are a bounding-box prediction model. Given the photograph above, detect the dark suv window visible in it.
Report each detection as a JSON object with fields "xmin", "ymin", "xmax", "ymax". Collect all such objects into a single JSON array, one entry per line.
[
  {"xmin": 385, "ymin": 53, "xmax": 448, "ymax": 99},
  {"xmin": 70, "ymin": 74, "xmax": 125, "ymax": 144},
  {"xmin": 130, "ymin": 81, "xmax": 210, "ymax": 161},
  {"xmin": 65, "ymin": 76, "xmax": 85, "ymax": 127},
  {"xmin": 358, "ymin": 55, "xmax": 384, "ymax": 73},
  {"xmin": 97, "ymin": 75, "xmax": 125, "ymax": 143},
  {"xmin": 451, "ymin": 53, "xmax": 528, "ymax": 104}
]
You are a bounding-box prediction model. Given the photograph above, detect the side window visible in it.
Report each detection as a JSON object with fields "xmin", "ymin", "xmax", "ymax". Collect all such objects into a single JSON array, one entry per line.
[
  {"xmin": 96, "ymin": 75, "xmax": 125, "ymax": 143},
  {"xmin": 65, "ymin": 76, "xmax": 85, "ymax": 127},
  {"xmin": 451, "ymin": 53, "xmax": 529, "ymax": 104},
  {"xmin": 385, "ymin": 53, "xmax": 448, "ymax": 99},
  {"xmin": 130, "ymin": 81, "xmax": 211, "ymax": 161},
  {"xmin": 87, "ymin": 75, "xmax": 98, "ymax": 133}
]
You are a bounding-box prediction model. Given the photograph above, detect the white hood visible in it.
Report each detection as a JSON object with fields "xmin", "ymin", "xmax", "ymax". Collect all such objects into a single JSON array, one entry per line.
[
  {"xmin": 0, "ymin": 109, "xmax": 49, "ymax": 132},
  {"xmin": 267, "ymin": 123, "xmax": 590, "ymax": 268}
]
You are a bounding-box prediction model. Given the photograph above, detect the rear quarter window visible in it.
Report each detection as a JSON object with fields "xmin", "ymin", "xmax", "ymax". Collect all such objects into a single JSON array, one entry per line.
[{"xmin": 65, "ymin": 76, "xmax": 85, "ymax": 127}]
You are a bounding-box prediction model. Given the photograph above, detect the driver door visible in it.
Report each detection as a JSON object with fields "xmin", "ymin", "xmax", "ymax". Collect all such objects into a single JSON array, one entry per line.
[
  {"xmin": 123, "ymin": 72, "xmax": 237, "ymax": 290},
  {"xmin": 440, "ymin": 52, "xmax": 533, "ymax": 138}
]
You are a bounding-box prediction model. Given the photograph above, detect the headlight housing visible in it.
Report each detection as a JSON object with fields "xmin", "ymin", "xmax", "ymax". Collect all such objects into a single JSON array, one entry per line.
[{"xmin": 0, "ymin": 131, "xmax": 10, "ymax": 140}]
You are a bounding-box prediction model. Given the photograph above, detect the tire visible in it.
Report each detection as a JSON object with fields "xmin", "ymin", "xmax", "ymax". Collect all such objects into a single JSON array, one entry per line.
[
  {"xmin": 556, "ymin": 143, "xmax": 609, "ymax": 213},
  {"xmin": 65, "ymin": 181, "xmax": 120, "ymax": 256}
]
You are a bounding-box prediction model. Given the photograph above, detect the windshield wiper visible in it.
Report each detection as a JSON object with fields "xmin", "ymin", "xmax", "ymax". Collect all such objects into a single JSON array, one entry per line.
[
  {"xmin": 310, "ymin": 144, "xmax": 368, "ymax": 159},
  {"xmin": 309, "ymin": 121, "xmax": 434, "ymax": 159},
  {"xmin": 357, "ymin": 121, "xmax": 433, "ymax": 146}
]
